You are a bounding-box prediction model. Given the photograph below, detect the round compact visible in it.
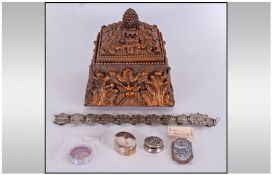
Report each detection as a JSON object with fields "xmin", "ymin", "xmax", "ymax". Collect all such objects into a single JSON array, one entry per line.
[
  {"xmin": 144, "ymin": 136, "xmax": 164, "ymax": 154},
  {"xmin": 68, "ymin": 146, "xmax": 93, "ymax": 165},
  {"xmin": 114, "ymin": 131, "xmax": 136, "ymax": 156}
]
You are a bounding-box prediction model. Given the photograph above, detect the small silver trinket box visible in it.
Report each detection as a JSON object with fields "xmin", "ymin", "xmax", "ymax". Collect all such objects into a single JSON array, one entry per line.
[{"xmin": 144, "ymin": 136, "xmax": 164, "ymax": 154}]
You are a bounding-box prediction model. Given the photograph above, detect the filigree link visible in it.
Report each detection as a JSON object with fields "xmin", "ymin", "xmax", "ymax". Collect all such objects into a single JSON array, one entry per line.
[
  {"xmin": 99, "ymin": 114, "xmax": 114, "ymax": 125},
  {"xmin": 130, "ymin": 114, "xmax": 145, "ymax": 125},
  {"xmin": 145, "ymin": 114, "xmax": 160, "ymax": 125},
  {"xmin": 161, "ymin": 115, "xmax": 172, "ymax": 125}
]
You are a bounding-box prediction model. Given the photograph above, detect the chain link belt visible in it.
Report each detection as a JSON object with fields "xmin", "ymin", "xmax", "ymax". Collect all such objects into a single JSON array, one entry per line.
[{"xmin": 53, "ymin": 113, "xmax": 220, "ymax": 127}]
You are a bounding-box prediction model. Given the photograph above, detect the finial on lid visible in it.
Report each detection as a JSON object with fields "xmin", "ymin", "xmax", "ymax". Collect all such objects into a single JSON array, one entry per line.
[{"xmin": 122, "ymin": 8, "xmax": 139, "ymax": 29}]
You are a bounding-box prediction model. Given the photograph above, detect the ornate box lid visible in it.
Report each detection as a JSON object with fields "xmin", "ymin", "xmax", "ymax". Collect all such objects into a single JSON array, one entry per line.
[{"xmin": 95, "ymin": 8, "xmax": 166, "ymax": 63}]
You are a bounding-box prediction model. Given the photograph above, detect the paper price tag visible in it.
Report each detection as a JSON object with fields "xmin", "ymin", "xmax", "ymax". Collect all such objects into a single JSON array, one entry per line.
[{"xmin": 168, "ymin": 126, "xmax": 194, "ymax": 142}]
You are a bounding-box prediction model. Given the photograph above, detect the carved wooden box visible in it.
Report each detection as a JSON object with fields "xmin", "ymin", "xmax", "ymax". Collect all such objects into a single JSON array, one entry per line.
[{"xmin": 85, "ymin": 8, "xmax": 175, "ymax": 107}]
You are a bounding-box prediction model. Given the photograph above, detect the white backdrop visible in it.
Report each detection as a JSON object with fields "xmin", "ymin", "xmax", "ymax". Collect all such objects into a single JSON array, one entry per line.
[{"xmin": 46, "ymin": 3, "xmax": 226, "ymax": 173}]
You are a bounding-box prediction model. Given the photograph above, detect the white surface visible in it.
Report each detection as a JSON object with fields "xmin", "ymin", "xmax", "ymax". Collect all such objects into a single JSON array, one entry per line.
[{"xmin": 46, "ymin": 3, "xmax": 226, "ymax": 173}]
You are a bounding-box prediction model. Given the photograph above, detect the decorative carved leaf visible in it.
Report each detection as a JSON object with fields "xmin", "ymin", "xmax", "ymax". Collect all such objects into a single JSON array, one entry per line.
[{"xmin": 141, "ymin": 91, "xmax": 153, "ymax": 106}]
